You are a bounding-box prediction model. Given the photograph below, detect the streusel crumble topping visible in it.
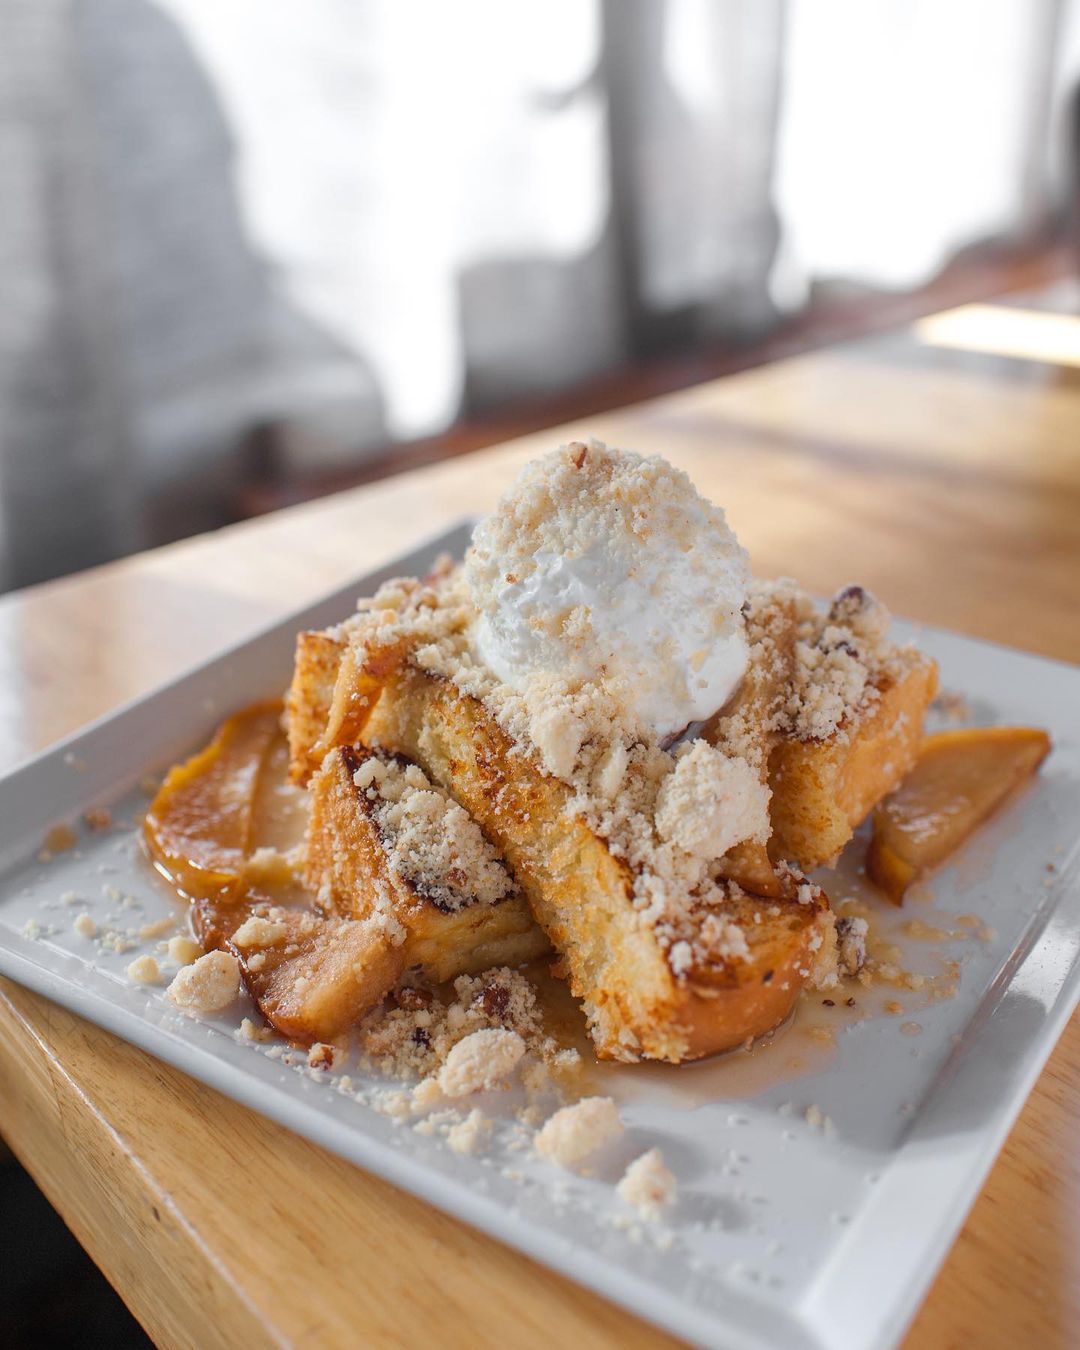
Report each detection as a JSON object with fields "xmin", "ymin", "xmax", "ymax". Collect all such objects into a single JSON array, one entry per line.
[
  {"xmin": 354, "ymin": 753, "xmax": 514, "ymax": 911},
  {"xmin": 359, "ymin": 966, "xmax": 558, "ymax": 1080},
  {"xmin": 782, "ymin": 581, "xmax": 908, "ymax": 743}
]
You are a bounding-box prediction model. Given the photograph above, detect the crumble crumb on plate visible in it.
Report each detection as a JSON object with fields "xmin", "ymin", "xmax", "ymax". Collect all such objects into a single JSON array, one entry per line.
[
  {"xmin": 535, "ymin": 1097, "xmax": 623, "ymax": 1167},
  {"xmin": 167, "ymin": 950, "xmax": 240, "ymax": 1014}
]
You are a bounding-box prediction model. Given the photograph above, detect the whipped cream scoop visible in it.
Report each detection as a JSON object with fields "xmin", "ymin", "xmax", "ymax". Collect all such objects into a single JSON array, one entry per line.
[{"xmin": 465, "ymin": 440, "xmax": 749, "ymax": 739}]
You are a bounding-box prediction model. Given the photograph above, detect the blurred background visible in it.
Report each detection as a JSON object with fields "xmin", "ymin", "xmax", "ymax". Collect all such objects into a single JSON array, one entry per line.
[
  {"xmin": 2, "ymin": 0, "xmax": 1080, "ymax": 595},
  {"xmin": 2, "ymin": 2, "xmax": 1080, "ymax": 1343}
]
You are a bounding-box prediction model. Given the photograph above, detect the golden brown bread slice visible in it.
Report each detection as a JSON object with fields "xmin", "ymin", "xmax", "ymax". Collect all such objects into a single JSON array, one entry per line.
[
  {"xmin": 206, "ymin": 742, "xmax": 549, "ymax": 1043},
  {"xmin": 347, "ymin": 662, "xmax": 834, "ymax": 1062},
  {"xmin": 677, "ymin": 881, "xmax": 833, "ymax": 1060},
  {"xmin": 768, "ymin": 651, "xmax": 939, "ymax": 869},
  {"xmin": 702, "ymin": 580, "xmax": 939, "ymax": 874},
  {"xmin": 304, "ymin": 745, "xmax": 549, "ymax": 981},
  {"xmin": 194, "ymin": 776, "xmax": 551, "ymax": 1044},
  {"xmin": 704, "ymin": 585, "xmax": 801, "ymax": 897},
  {"xmin": 286, "ymin": 630, "xmax": 345, "ymax": 784},
  {"xmin": 286, "ymin": 624, "xmax": 414, "ymax": 786}
]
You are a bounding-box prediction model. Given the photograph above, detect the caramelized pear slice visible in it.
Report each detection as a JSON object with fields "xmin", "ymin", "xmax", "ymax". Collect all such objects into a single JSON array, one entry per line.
[
  {"xmin": 194, "ymin": 877, "xmax": 405, "ymax": 1044},
  {"xmin": 238, "ymin": 911, "xmax": 405, "ymax": 1043},
  {"xmin": 144, "ymin": 703, "xmax": 282, "ymax": 897},
  {"xmin": 867, "ymin": 727, "xmax": 1051, "ymax": 904}
]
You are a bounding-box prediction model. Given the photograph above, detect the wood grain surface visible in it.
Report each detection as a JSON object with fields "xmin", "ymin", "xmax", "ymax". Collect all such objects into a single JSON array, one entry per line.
[{"xmin": 2, "ymin": 288, "xmax": 1079, "ymax": 1348}]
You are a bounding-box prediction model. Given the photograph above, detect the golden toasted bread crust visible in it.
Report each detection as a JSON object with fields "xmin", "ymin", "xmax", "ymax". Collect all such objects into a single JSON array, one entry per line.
[
  {"xmin": 768, "ymin": 653, "xmax": 939, "ymax": 869},
  {"xmin": 305, "ymin": 747, "xmax": 549, "ymax": 981},
  {"xmin": 287, "ymin": 630, "xmax": 346, "ymax": 783}
]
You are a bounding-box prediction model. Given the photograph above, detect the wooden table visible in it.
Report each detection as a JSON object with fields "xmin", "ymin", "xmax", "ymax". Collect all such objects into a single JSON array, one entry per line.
[{"xmin": 2, "ymin": 284, "xmax": 1079, "ymax": 1349}]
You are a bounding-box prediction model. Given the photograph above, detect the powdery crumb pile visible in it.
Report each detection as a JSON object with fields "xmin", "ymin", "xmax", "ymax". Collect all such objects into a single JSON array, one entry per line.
[
  {"xmin": 167, "ymin": 950, "xmax": 240, "ymax": 1014},
  {"xmin": 232, "ymin": 915, "xmax": 289, "ymax": 950},
  {"xmin": 534, "ymin": 1096, "xmax": 623, "ymax": 1167},
  {"xmin": 126, "ymin": 954, "xmax": 160, "ymax": 985},
  {"xmin": 167, "ymin": 934, "xmax": 202, "ymax": 965},
  {"xmin": 446, "ymin": 1109, "xmax": 494, "ymax": 1156},
  {"xmin": 437, "ymin": 1027, "xmax": 525, "ymax": 1097},
  {"xmin": 655, "ymin": 741, "xmax": 770, "ymax": 860},
  {"xmin": 779, "ymin": 582, "xmax": 910, "ymax": 743},
  {"xmin": 307, "ymin": 1042, "xmax": 335, "ymax": 1070},
  {"xmin": 354, "ymin": 754, "xmax": 514, "ymax": 911},
  {"xmin": 360, "ymin": 966, "xmax": 555, "ymax": 1082},
  {"xmin": 617, "ymin": 1148, "xmax": 677, "ymax": 1219},
  {"xmin": 239, "ymin": 1016, "xmax": 273, "ymax": 1043}
]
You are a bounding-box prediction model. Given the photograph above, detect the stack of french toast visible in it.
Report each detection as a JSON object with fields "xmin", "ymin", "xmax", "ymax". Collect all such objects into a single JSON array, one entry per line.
[{"xmin": 147, "ymin": 442, "xmax": 943, "ymax": 1064}]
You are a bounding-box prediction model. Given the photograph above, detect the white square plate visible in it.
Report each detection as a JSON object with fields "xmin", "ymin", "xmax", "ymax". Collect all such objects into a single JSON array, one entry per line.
[{"xmin": 1, "ymin": 525, "xmax": 1078, "ymax": 1350}]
